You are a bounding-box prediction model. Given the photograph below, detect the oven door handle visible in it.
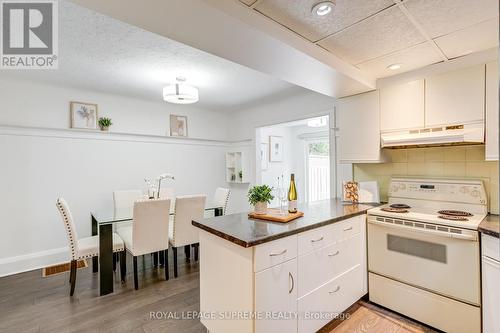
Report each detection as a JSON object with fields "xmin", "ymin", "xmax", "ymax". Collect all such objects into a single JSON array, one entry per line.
[{"xmin": 368, "ymin": 218, "xmax": 478, "ymax": 241}]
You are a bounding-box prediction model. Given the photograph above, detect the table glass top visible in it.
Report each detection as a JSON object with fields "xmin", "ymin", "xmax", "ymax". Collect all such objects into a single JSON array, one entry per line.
[{"xmin": 92, "ymin": 205, "xmax": 223, "ymax": 225}]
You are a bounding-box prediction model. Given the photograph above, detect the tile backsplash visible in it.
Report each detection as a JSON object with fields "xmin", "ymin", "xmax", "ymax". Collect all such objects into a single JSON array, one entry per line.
[{"xmin": 353, "ymin": 145, "xmax": 499, "ymax": 214}]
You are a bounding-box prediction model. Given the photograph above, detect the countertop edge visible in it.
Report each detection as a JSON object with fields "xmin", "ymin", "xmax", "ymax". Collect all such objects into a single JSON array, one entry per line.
[
  {"xmin": 478, "ymin": 214, "xmax": 500, "ymax": 239},
  {"xmin": 192, "ymin": 208, "xmax": 371, "ymax": 248}
]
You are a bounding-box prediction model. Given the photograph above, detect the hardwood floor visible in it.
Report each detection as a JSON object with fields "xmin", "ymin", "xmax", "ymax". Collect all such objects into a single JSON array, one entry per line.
[{"xmin": 0, "ymin": 252, "xmax": 439, "ymax": 333}]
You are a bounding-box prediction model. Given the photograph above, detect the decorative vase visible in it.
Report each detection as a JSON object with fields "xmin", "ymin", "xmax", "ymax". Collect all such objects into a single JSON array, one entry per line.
[{"xmin": 254, "ymin": 201, "xmax": 268, "ymax": 215}]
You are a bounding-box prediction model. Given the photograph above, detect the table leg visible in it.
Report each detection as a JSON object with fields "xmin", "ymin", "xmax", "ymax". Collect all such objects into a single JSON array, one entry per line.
[
  {"xmin": 99, "ymin": 224, "xmax": 114, "ymax": 296},
  {"xmin": 91, "ymin": 215, "xmax": 98, "ymax": 273},
  {"xmin": 214, "ymin": 207, "xmax": 223, "ymax": 217},
  {"xmin": 184, "ymin": 245, "xmax": 191, "ymax": 261}
]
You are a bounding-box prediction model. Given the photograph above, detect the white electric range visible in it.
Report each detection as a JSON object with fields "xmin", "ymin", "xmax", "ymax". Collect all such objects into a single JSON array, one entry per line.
[{"xmin": 367, "ymin": 178, "xmax": 487, "ymax": 333}]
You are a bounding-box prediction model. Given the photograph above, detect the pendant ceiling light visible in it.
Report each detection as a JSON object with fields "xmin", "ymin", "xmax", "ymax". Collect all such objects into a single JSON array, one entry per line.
[{"xmin": 163, "ymin": 77, "xmax": 199, "ymax": 104}]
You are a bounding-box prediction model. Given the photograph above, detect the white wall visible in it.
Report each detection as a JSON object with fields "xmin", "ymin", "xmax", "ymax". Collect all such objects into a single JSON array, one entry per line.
[{"xmin": 0, "ymin": 77, "xmax": 231, "ymax": 276}]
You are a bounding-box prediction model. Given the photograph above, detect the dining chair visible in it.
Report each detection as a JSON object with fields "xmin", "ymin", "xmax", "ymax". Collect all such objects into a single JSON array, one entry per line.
[
  {"xmin": 213, "ymin": 187, "xmax": 230, "ymax": 215},
  {"xmin": 56, "ymin": 198, "xmax": 125, "ymax": 296},
  {"xmin": 116, "ymin": 198, "xmax": 171, "ymax": 290},
  {"xmin": 113, "ymin": 190, "xmax": 145, "ymax": 219},
  {"xmin": 169, "ymin": 195, "xmax": 206, "ymax": 278}
]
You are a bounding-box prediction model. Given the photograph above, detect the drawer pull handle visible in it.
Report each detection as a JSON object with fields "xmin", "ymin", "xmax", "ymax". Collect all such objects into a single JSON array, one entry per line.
[
  {"xmin": 311, "ymin": 236, "xmax": 324, "ymax": 243},
  {"xmin": 329, "ymin": 286, "xmax": 341, "ymax": 294},
  {"xmin": 289, "ymin": 272, "xmax": 294, "ymax": 294},
  {"xmin": 343, "ymin": 226, "xmax": 353, "ymax": 231},
  {"xmin": 269, "ymin": 249, "xmax": 287, "ymax": 257},
  {"xmin": 328, "ymin": 250, "xmax": 340, "ymax": 257}
]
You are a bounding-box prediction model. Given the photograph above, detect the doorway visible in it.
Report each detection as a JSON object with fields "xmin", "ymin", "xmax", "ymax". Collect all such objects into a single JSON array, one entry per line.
[{"xmin": 255, "ymin": 115, "xmax": 331, "ymax": 205}]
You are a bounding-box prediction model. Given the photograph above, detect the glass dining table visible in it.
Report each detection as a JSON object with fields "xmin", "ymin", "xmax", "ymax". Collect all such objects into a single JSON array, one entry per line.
[{"xmin": 90, "ymin": 205, "xmax": 223, "ymax": 296}]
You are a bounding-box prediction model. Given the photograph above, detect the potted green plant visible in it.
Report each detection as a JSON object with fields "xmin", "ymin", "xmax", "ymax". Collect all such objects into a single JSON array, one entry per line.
[
  {"xmin": 247, "ymin": 185, "xmax": 274, "ymax": 215},
  {"xmin": 98, "ymin": 117, "xmax": 113, "ymax": 131}
]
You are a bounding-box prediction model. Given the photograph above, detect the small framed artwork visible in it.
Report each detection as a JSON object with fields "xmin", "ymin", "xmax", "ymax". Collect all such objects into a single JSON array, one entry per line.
[
  {"xmin": 269, "ymin": 136, "xmax": 284, "ymax": 162},
  {"xmin": 260, "ymin": 143, "xmax": 269, "ymax": 170},
  {"xmin": 70, "ymin": 102, "xmax": 98, "ymax": 130},
  {"xmin": 170, "ymin": 114, "xmax": 188, "ymax": 137}
]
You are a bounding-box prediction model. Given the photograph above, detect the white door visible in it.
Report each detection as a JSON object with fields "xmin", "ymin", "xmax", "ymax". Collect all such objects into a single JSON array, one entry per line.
[
  {"xmin": 380, "ymin": 79, "xmax": 424, "ymax": 131},
  {"xmin": 255, "ymin": 259, "xmax": 298, "ymax": 333},
  {"xmin": 306, "ymin": 140, "xmax": 330, "ymax": 202},
  {"xmin": 425, "ymin": 64, "xmax": 485, "ymax": 126},
  {"xmin": 367, "ymin": 217, "xmax": 480, "ymax": 305},
  {"xmin": 482, "ymin": 256, "xmax": 500, "ymax": 333}
]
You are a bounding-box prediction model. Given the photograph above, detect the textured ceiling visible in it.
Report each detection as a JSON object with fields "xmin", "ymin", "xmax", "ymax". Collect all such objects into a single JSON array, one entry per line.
[
  {"xmin": 3, "ymin": 1, "xmax": 305, "ymax": 111},
  {"xmin": 238, "ymin": 0, "xmax": 499, "ymax": 78}
]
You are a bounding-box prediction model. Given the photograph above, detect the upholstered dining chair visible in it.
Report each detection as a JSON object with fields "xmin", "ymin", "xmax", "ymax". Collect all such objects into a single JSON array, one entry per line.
[
  {"xmin": 56, "ymin": 198, "xmax": 125, "ymax": 296},
  {"xmin": 213, "ymin": 187, "xmax": 230, "ymax": 215},
  {"xmin": 159, "ymin": 187, "xmax": 176, "ymax": 213},
  {"xmin": 113, "ymin": 190, "xmax": 145, "ymax": 219},
  {"xmin": 116, "ymin": 199, "xmax": 170, "ymax": 290},
  {"xmin": 169, "ymin": 195, "xmax": 206, "ymax": 278}
]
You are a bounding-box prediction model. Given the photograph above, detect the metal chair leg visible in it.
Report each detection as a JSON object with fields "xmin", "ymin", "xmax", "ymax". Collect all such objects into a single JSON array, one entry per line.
[
  {"xmin": 173, "ymin": 247, "xmax": 178, "ymax": 278},
  {"xmin": 164, "ymin": 249, "xmax": 169, "ymax": 280}
]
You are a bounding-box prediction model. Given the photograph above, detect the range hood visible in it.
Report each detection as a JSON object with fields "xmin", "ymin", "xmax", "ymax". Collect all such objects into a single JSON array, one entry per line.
[{"xmin": 381, "ymin": 121, "xmax": 484, "ymax": 148}]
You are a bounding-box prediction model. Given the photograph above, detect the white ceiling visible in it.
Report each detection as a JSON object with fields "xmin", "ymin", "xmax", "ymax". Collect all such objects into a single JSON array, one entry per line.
[
  {"xmin": 3, "ymin": 1, "xmax": 309, "ymax": 111},
  {"xmin": 238, "ymin": 0, "xmax": 499, "ymax": 78}
]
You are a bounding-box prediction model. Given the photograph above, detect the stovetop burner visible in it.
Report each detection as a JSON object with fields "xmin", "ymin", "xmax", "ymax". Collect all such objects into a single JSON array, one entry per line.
[
  {"xmin": 437, "ymin": 210, "xmax": 473, "ymax": 217},
  {"xmin": 438, "ymin": 215, "xmax": 469, "ymax": 221},
  {"xmin": 381, "ymin": 207, "xmax": 409, "ymax": 213},
  {"xmin": 390, "ymin": 204, "xmax": 411, "ymax": 209}
]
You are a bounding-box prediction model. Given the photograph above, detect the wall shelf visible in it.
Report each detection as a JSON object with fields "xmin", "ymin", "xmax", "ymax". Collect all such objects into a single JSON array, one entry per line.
[{"xmin": 226, "ymin": 151, "xmax": 250, "ymax": 184}]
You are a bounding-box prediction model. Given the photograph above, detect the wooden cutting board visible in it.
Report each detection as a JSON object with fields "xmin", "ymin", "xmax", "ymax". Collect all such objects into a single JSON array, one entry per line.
[{"xmin": 248, "ymin": 208, "xmax": 304, "ymax": 223}]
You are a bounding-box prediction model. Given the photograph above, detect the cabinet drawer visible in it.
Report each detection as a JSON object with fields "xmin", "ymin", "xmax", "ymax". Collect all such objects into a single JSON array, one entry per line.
[
  {"xmin": 297, "ymin": 265, "xmax": 363, "ymax": 333},
  {"xmin": 482, "ymin": 234, "xmax": 500, "ymax": 262},
  {"xmin": 298, "ymin": 224, "xmax": 336, "ymax": 256},
  {"xmin": 254, "ymin": 235, "xmax": 297, "ymax": 272},
  {"xmin": 298, "ymin": 233, "xmax": 362, "ymax": 298},
  {"xmin": 333, "ymin": 216, "xmax": 362, "ymax": 241}
]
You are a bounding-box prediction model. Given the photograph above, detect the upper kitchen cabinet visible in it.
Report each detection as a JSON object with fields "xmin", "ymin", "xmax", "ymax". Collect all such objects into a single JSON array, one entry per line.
[
  {"xmin": 485, "ymin": 61, "xmax": 498, "ymax": 161},
  {"xmin": 425, "ymin": 64, "xmax": 485, "ymax": 127},
  {"xmin": 336, "ymin": 90, "xmax": 387, "ymax": 163},
  {"xmin": 380, "ymin": 79, "xmax": 425, "ymax": 131}
]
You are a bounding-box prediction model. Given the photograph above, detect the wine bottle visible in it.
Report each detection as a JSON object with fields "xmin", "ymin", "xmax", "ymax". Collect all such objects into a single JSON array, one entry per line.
[{"xmin": 288, "ymin": 174, "xmax": 297, "ymax": 213}]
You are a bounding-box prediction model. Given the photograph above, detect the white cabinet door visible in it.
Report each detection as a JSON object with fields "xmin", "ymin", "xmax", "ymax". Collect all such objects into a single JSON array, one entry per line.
[
  {"xmin": 485, "ymin": 61, "xmax": 498, "ymax": 161},
  {"xmin": 337, "ymin": 90, "xmax": 386, "ymax": 163},
  {"xmin": 425, "ymin": 64, "xmax": 485, "ymax": 127},
  {"xmin": 482, "ymin": 256, "xmax": 500, "ymax": 333},
  {"xmin": 255, "ymin": 259, "xmax": 297, "ymax": 333},
  {"xmin": 380, "ymin": 79, "xmax": 424, "ymax": 131}
]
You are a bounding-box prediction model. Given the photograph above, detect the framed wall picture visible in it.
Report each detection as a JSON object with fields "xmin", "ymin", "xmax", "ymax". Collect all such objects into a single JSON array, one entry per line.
[
  {"xmin": 260, "ymin": 143, "xmax": 269, "ymax": 170},
  {"xmin": 269, "ymin": 136, "xmax": 284, "ymax": 162},
  {"xmin": 70, "ymin": 102, "xmax": 98, "ymax": 130},
  {"xmin": 170, "ymin": 114, "xmax": 188, "ymax": 137}
]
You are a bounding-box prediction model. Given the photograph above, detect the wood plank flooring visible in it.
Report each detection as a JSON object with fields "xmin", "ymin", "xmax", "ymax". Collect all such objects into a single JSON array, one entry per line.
[{"xmin": 0, "ymin": 252, "xmax": 439, "ymax": 333}]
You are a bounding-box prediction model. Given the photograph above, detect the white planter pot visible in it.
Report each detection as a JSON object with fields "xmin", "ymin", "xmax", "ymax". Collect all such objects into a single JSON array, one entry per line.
[{"xmin": 254, "ymin": 202, "xmax": 268, "ymax": 215}]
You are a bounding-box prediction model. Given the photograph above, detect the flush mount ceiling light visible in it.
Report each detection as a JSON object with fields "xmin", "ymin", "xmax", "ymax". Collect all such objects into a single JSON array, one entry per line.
[
  {"xmin": 163, "ymin": 77, "xmax": 199, "ymax": 104},
  {"xmin": 387, "ymin": 63, "xmax": 402, "ymax": 70},
  {"xmin": 312, "ymin": 1, "xmax": 335, "ymax": 16}
]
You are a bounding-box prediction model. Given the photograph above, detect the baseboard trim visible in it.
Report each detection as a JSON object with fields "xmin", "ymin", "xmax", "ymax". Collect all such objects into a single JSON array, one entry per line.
[{"xmin": 0, "ymin": 247, "xmax": 69, "ymax": 277}]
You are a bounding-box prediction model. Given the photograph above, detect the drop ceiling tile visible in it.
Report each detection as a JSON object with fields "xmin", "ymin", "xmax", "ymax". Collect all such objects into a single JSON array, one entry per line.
[
  {"xmin": 318, "ymin": 5, "xmax": 426, "ymax": 64},
  {"xmin": 404, "ymin": 0, "xmax": 499, "ymax": 38},
  {"xmin": 239, "ymin": 0, "xmax": 258, "ymax": 6},
  {"xmin": 357, "ymin": 42, "xmax": 444, "ymax": 78},
  {"xmin": 435, "ymin": 18, "xmax": 499, "ymax": 59},
  {"xmin": 254, "ymin": 0, "xmax": 394, "ymax": 42}
]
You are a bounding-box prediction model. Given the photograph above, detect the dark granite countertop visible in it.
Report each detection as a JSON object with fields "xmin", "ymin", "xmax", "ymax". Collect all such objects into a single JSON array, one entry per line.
[
  {"xmin": 479, "ymin": 214, "xmax": 500, "ymax": 238},
  {"xmin": 192, "ymin": 199, "xmax": 377, "ymax": 247}
]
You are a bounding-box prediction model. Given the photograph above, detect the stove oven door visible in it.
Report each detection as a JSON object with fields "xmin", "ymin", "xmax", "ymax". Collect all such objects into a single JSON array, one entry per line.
[{"xmin": 367, "ymin": 215, "xmax": 480, "ymax": 305}]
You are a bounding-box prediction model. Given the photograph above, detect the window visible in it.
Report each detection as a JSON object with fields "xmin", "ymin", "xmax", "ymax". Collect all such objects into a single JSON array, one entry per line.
[{"xmin": 307, "ymin": 139, "xmax": 330, "ymax": 202}]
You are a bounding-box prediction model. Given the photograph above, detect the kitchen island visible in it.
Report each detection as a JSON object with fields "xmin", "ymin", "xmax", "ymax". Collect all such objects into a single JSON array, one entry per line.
[{"xmin": 192, "ymin": 199, "xmax": 375, "ymax": 333}]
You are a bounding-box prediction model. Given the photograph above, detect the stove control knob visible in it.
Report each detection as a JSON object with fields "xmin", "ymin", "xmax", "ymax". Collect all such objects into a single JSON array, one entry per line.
[{"xmin": 470, "ymin": 190, "xmax": 480, "ymax": 198}]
